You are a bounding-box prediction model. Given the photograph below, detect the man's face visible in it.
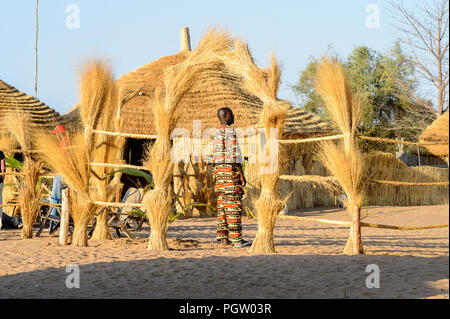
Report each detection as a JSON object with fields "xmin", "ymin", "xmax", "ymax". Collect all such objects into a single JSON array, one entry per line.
[{"xmin": 227, "ymin": 110, "xmax": 235, "ymax": 125}]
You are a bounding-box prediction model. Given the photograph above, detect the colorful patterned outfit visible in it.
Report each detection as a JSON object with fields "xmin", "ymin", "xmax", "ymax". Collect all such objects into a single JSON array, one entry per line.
[{"xmin": 212, "ymin": 125, "xmax": 244, "ymax": 242}]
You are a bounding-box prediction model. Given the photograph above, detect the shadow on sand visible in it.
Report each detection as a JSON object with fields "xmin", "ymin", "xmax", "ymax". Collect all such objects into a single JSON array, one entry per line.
[{"xmin": 0, "ymin": 254, "xmax": 447, "ymax": 299}]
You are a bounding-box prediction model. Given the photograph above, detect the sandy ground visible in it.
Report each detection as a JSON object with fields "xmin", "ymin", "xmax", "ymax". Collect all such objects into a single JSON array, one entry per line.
[{"xmin": 0, "ymin": 205, "xmax": 448, "ymax": 299}]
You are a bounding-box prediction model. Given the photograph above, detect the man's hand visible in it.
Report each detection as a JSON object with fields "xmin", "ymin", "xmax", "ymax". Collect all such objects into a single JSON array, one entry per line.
[{"xmin": 240, "ymin": 174, "xmax": 247, "ymax": 188}]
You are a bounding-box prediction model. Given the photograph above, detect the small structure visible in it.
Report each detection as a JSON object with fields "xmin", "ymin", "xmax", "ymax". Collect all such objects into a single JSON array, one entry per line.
[
  {"xmin": 396, "ymin": 112, "xmax": 449, "ymax": 167},
  {"xmin": 418, "ymin": 111, "xmax": 449, "ymax": 164}
]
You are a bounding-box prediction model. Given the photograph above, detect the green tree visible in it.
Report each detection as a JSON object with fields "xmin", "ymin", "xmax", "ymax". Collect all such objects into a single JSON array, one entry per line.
[{"xmin": 292, "ymin": 44, "xmax": 436, "ymax": 152}]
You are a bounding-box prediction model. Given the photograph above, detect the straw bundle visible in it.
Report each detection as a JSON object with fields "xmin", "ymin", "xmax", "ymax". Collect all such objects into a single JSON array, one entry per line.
[
  {"xmin": 88, "ymin": 61, "xmax": 125, "ymax": 240},
  {"xmin": 315, "ymin": 58, "xmax": 365, "ymax": 255},
  {"xmin": 3, "ymin": 112, "xmax": 44, "ymax": 238},
  {"xmin": 36, "ymin": 59, "xmax": 115, "ymax": 246},
  {"xmin": 221, "ymin": 39, "xmax": 289, "ymax": 253},
  {"xmin": 36, "ymin": 132, "xmax": 93, "ymax": 246},
  {"xmin": 18, "ymin": 158, "xmax": 43, "ymax": 238},
  {"xmin": 141, "ymin": 29, "xmax": 233, "ymax": 251}
]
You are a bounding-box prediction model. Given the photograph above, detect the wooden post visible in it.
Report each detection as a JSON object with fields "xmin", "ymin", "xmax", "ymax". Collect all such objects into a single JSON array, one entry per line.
[
  {"xmin": 416, "ymin": 145, "xmax": 421, "ymax": 166},
  {"xmin": 352, "ymin": 205, "xmax": 362, "ymax": 255},
  {"xmin": 34, "ymin": 0, "xmax": 39, "ymax": 98},
  {"xmin": 180, "ymin": 27, "xmax": 191, "ymax": 51},
  {"xmin": 59, "ymin": 188, "xmax": 70, "ymax": 246}
]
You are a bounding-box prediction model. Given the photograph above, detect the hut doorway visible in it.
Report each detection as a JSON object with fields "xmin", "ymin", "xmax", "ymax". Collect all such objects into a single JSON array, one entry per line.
[{"xmin": 121, "ymin": 138, "xmax": 153, "ymax": 192}]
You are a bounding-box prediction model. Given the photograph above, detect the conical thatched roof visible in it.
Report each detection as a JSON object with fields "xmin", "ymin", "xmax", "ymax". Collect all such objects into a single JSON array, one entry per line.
[
  {"xmin": 0, "ymin": 79, "xmax": 62, "ymax": 133},
  {"xmin": 418, "ymin": 111, "xmax": 449, "ymax": 157},
  {"xmin": 115, "ymin": 50, "xmax": 330, "ymax": 137}
]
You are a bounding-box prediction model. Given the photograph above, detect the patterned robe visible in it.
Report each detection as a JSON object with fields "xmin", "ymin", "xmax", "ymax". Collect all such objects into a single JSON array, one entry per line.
[{"xmin": 212, "ymin": 125, "xmax": 244, "ymax": 242}]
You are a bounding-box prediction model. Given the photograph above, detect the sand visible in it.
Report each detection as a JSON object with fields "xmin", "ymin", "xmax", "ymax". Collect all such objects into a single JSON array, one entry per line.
[{"xmin": 0, "ymin": 205, "xmax": 448, "ymax": 299}]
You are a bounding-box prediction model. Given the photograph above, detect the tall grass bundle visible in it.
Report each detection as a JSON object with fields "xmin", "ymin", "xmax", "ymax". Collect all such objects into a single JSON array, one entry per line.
[
  {"xmin": 35, "ymin": 132, "xmax": 94, "ymax": 246},
  {"xmin": 55, "ymin": 58, "xmax": 118, "ymax": 245},
  {"xmin": 88, "ymin": 61, "xmax": 125, "ymax": 240},
  {"xmin": 142, "ymin": 134, "xmax": 173, "ymax": 251},
  {"xmin": 220, "ymin": 38, "xmax": 289, "ymax": 253},
  {"xmin": 19, "ymin": 158, "xmax": 43, "ymax": 238},
  {"xmin": 318, "ymin": 142, "xmax": 364, "ymax": 209},
  {"xmin": 78, "ymin": 58, "xmax": 117, "ymax": 151},
  {"xmin": 141, "ymin": 29, "xmax": 233, "ymax": 251},
  {"xmin": 314, "ymin": 58, "xmax": 361, "ymax": 141},
  {"xmin": 3, "ymin": 112, "xmax": 44, "ymax": 237},
  {"xmin": 222, "ymin": 40, "xmax": 280, "ymax": 101},
  {"xmin": 315, "ymin": 58, "xmax": 365, "ymax": 255}
]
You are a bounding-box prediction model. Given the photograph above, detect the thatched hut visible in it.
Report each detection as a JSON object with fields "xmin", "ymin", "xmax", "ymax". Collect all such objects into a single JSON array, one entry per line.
[
  {"xmin": 0, "ymin": 80, "xmax": 63, "ymax": 134},
  {"xmin": 418, "ymin": 111, "xmax": 449, "ymax": 162},
  {"xmin": 396, "ymin": 112, "xmax": 449, "ymax": 167},
  {"xmin": 62, "ymin": 28, "xmax": 333, "ymax": 216},
  {"xmin": 0, "ymin": 79, "xmax": 66, "ymax": 216}
]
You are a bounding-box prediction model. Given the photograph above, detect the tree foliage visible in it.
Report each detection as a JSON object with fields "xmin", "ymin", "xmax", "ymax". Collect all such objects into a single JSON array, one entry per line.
[{"xmin": 292, "ymin": 44, "xmax": 436, "ymax": 152}]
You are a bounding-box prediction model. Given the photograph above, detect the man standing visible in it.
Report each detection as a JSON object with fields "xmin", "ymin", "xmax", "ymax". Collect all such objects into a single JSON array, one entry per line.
[{"xmin": 212, "ymin": 107, "xmax": 251, "ymax": 248}]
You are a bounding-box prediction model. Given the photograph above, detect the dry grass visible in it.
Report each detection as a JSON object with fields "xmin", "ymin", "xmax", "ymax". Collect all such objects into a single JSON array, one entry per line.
[
  {"xmin": 141, "ymin": 29, "xmax": 235, "ymax": 251},
  {"xmin": 0, "ymin": 133, "xmax": 17, "ymax": 152},
  {"xmin": 3, "ymin": 112, "xmax": 32, "ymax": 152},
  {"xmin": 364, "ymin": 152, "xmax": 449, "ymax": 205},
  {"xmin": 222, "ymin": 40, "xmax": 281, "ymax": 101},
  {"xmin": 88, "ymin": 61, "xmax": 125, "ymax": 240},
  {"xmin": 314, "ymin": 57, "xmax": 361, "ymax": 139},
  {"xmin": 78, "ymin": 58, "xmax": 116, "ymax": 131},
  {"xmin": 19, "ymin": 158, "xmax": 43, "ymax": 238},
  {"xmin": 2, "ymin": 112, "xmax": 44, "ymax": 237},
  {"xmin": 244, "ymin": 151, "xmax": 448, "ymax": 211},
  {"xmin": 34, "ymin": 58, "xmax": 116, "ymax": 246},
  {"xmin": 35, "ymin": 131, "xmax": 94, "ymax": 246},
  {"xmin": 315, "ymin": 58, "xmax": 365, "ymax": 255},
  {"xmin": 318, "ymin": 142, "xmax": 364, "ymax": 210},
  {"xmin": 218, "ymin": 37, "xmax": 290, "ymax": 253},
  {"xmin": 142, "ymin": 93, "xmax": 176, "ymax": 251}
]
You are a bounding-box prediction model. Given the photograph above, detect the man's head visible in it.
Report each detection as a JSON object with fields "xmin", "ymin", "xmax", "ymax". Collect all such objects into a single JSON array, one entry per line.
[{"xmin": 217, "ymin": 107, "xmax": 234, "ymax": 125}]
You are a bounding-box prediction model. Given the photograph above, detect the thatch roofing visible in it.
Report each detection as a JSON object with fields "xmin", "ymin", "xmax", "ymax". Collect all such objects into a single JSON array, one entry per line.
[
  {"xmin": 0, "ymin": 79, "xmax": 62, "ymax": 133},
  {"xmin": 418, "ymin": 111, "xmax": 449, "ymax": 157},
  {"xmin": 60, "ymin": 105, "xmax": 82, "ymax": 131},
  {"xmin": 115, "ymin": 50, "xmax": 330, "ymax": 137}
]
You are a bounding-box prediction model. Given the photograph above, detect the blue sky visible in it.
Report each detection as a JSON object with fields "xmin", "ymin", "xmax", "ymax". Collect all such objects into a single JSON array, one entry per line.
[{"xmin": 0, "ymin": 0, "xmax": 428, "ymax": 114}]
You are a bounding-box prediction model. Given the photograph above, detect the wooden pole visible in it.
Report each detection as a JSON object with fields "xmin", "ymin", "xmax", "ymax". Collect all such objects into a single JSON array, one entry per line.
[
  {"xmin": 352, "ymin": 206, "xmax": 362, "ymax": 255},
  {"xmin": 59, "ymin": 188, "xmax": 70, "ymax": 246},
  {"xmin": 34, "ymin": 0, "xmax": 39, "ymax": 98},
  {"xmin": 416, "ymin": 145, "xmax": 421, "ymax": 166}
]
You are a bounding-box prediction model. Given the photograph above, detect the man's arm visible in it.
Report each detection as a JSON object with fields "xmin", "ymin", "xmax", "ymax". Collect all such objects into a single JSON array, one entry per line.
[
  {"xmin": 233, "ymin": 163, "xmax": 246, "ymax": 187},
  {"xmin": 226, "ymin": 128, "xmax": 247, "ymax": 187}
]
